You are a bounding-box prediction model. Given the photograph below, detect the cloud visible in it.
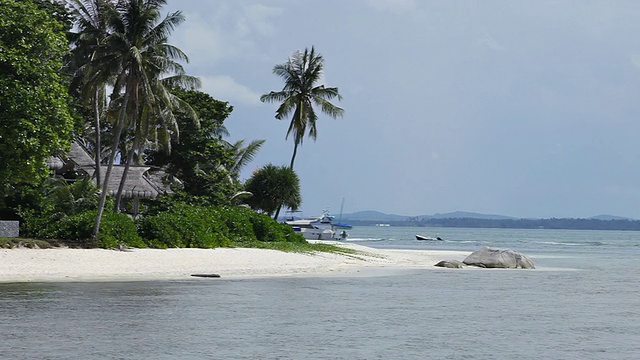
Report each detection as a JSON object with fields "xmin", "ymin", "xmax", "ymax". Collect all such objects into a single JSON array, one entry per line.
[
  {"xmin": 200, "ymin": 75, "xmax": 262, "ymax": 106},
  {"xmin": 170, "ymin": 2, "xmax": 283, "ymax": 70}
]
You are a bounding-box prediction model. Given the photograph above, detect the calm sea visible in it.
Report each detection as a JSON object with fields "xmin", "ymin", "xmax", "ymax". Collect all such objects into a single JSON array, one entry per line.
[{"xmin": 1, "ymin": 226, "xmax": 639, "ymax": 360}]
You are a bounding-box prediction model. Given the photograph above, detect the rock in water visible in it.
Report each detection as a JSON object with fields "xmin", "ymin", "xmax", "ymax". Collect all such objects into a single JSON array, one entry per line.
[
  {"xmin": 463, "ymin": 247, "xmax": 535, "ymax": 269},
  {"xmin": 434, "ymin": 260, "xmax": 465, "ymax": 269}
]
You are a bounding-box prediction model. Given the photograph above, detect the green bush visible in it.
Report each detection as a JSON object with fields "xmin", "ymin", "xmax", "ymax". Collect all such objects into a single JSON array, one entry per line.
[
  {"xmin": 18, "ymin": 191, "xmax": 306, "ymax": 249},
  {"xmin": 137, "ymin": 204, "xmax": 233, "ymax": 248},
  {"xmin": 219, "ymin": 206, "xmax": 257, "ymax": 242},
  {"xmin": 50, "ymin": 211, "xmax": 94, "ymax": 244},
  {"xmin": 97, "ymin": 212, "xmax": 146, "ymax": 249},
  {"xmin": 21, "ymin": 209, "xmax": 144, "ymax": 249},
  {"xmin": 248, "ymin": 211, "xmax": 306, "ymax": 243},
  {"xmin": 137, "ymin": 204, "xmax": 305, "ymax": 248}
]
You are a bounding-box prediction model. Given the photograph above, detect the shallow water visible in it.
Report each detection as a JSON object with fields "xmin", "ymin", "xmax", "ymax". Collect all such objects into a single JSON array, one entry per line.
[{"xmin": 1, "ymin": 227, "xmax": 639, "ymax": 359}]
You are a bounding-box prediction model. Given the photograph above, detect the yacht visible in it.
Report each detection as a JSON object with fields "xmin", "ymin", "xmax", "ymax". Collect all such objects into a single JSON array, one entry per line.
[{"xmin": 285, "ymin": 210, "xmax": 350, "ymax": 240}]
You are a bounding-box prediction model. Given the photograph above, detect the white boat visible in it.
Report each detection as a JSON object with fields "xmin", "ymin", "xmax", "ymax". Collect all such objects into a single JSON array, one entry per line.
[{"xmin": 285, "ymin": 210, "xmax": 350, "ymax": 240}]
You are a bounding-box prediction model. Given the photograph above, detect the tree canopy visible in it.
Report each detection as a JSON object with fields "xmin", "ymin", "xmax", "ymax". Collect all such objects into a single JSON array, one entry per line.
[
  {"xmin": 0, "ymin": 0, "xmax": 74, "ymax": 189},
  {"xmin": 145, "ymin": 88, "xmax": 238, "ymax": 205}
]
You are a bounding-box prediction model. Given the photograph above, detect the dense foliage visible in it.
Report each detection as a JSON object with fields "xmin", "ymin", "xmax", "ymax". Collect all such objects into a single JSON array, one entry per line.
[
  {"xmin": 15, "ymin": 192, "xmax": 305, "ymax": 249},
  {"xmin": 0, "ymin": 0, "xmax": 74, "ymax": 189},
  {"xmin": 8, "ymin": 177, "xmax": 304, "ymax": 248},
  {"xmin": 11, "ymin": 178, "xmax": 141, "ymax": 248},
  {"xmin": 138, "ymin": 203, "xmax": 305, "ymax": 248},
  {"xmin": 33, "ymin": 0, "xmax": 74, "ymax": 32},
  {"xmin": 145, "ymin": 89, "xmax": 238, "ymax": 205}
]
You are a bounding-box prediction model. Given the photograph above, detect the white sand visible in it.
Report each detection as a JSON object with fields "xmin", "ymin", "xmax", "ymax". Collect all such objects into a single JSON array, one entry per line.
[{"xmin": 0, "ymin": 241, "xmax": 470, "ymax": 282}]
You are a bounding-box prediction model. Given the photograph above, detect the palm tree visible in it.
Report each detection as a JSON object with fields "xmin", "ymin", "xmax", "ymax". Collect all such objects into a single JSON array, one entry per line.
[
  {"xmin": 68, "ymin": 0, "xmax": 113, "ymax": 187},
  {"xmin": 260, "ymin": 46, "xmax": 344, "ymax": 169},
  {"xmin": 112, "ymin": 75, "xmax": 199, "ymax": 212},
  {"xmin": 81, "ymin": 0, "xmax": 199, "ymax": 238},
  {"xmin": 244, "ymin": 164, "xmax": 301, "ymax": 219},
  {"xmin": 225, "ymin": 139, "xmax": 265, "ymax": 183}
]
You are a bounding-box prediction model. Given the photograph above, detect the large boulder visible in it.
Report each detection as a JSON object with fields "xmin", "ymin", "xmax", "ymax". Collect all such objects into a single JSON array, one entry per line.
[{"xmin": 463, "ymin": 246, "xmax": 535, "ymax": 269}]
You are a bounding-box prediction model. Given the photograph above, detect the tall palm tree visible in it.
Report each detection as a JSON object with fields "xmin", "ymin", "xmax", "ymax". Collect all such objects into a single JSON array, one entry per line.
[
  {"xmin": 112, "ymin": 73, "xmax": 199, "ymax": 212},
  {"xmin": 260, "ymin": 46, "xmax": 344, "ymax": 169},
  {"xmin": 68, "ymin": 0, "xmax": 114, "ymax": 187},
  {"xmin": 83, "ymin": 0, "xmax": 199, "ymax": 238}
]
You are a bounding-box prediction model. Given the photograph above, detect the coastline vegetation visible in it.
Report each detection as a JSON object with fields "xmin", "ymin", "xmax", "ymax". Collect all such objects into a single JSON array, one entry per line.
[{"xmin": 0, "ymin": 0, "xmax": 346, "ymax": 254}]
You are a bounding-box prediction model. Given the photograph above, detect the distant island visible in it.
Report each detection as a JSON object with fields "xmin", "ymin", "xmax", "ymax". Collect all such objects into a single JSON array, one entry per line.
[{"xmin": 338, "ymin": 211, "xmax": 640, "ymax": 231}]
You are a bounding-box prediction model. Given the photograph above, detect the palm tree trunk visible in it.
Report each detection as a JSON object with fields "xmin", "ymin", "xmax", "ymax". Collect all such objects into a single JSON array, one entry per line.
[
  {"xmin": 273, "ymin": 205, "xmax": 282, "ymax": 221},
  {"xmin": 92, "ymin": 92, "xmax": 129, "ymax": 240},
  {"xmin": 278, "ymin": 141, "xmax": 302, "ymax": 219},
  {"xmin": 289, "ymin": 141, "xmax": 299, "ymax": 169},
  {"xmin": 273, "ymin": 141, "xmax": 302, "ymax": 219},
  {"xmin": 113, "ymin": 138, "xmax": 136, "ymax": 212},
  {"xmin": 93, "ymin": 87, "xmax": 101, "ymax": 187}
]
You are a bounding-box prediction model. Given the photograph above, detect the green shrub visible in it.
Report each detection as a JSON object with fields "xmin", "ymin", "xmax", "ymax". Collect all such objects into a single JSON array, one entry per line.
[
  {"xmin": 22, "ymin": 209, "xmax": 144, "ymax": 249},
  {"xmin": 248, "ymin": 211, "xmax": 305, "ymax": 243},
  {"xmin": 137, "ymin": 204, "xmax": 305, "ymax": 248},
  {"xmin": 50, "ymin": 210, "xmax": 94, "ymax": 244},
  {"xmin": 97, "ymin": 212, "xmax": 146, "ymax": 249},
  {"xmin": 218, "ymin": 206, "xmax": 257, "ymax": 242},
  {"xmin": 137, "ymin": 204, "xmax": 232, "ymax": 248}
]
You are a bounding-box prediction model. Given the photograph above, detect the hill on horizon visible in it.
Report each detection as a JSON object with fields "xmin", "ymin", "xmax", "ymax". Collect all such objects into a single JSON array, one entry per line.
[
  {"xmin": 426, "ymin": 211, "xmax": 516, "ymax": 220},
  {"xmin": 339, "ymin": 210, "xmax": 514, "ymax": 221},
  {"xmin": 339, "ymin": 210, "xmax": 637, "ymax": 222},
  {"xmin": 588, "ymin": 214, "xmax": 635, "ymax": 221}
]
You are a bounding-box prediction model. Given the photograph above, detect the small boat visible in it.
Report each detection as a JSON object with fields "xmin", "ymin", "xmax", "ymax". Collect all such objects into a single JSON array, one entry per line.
[{"xmin": 416, "ymin": 234, "xmax": 443, "ymax": 241}]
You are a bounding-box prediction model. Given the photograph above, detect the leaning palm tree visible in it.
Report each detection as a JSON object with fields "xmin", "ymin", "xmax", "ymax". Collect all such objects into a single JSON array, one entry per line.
[
  {"xmin": 86, "ymin": 0, "xmax": 199, "ymax": 238},
  {"xmin": 260, "ymin": 46, "xmax": 344, "ymax": 169},
  {"xmin": 112, "ymin": 74, "xmax": 199, "ymax": 212}
]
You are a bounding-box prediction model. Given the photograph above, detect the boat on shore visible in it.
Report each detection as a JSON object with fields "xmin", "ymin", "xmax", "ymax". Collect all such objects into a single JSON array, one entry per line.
[
  {"xmin": 415, "ymin": 234, "xmax": 443, "ymax": 241},
  {"xmin": 285, "ymin": 210, "xmax": 351, "ymax": 240}
]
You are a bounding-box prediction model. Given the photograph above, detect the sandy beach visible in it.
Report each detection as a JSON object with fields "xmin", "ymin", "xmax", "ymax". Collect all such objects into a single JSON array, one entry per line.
[{"xmin": 0, "ymin": 241, "xmax": 470, "ymax": 282}]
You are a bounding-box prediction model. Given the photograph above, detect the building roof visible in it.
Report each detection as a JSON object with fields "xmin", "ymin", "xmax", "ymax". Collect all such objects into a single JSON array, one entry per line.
[
  {"xmin": 85, "ymin": 166, "xmax": 161, "ymax": 198},
  {"xmin": 68, "ymin": 141, "xmax": 95, "ymax": 167},
  {"xmin": 49, "ymin": 141, "xmax": 173, "ymax": 199}
]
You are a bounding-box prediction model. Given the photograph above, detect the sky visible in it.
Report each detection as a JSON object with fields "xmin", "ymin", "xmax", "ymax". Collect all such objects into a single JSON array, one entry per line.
[{"xmin": 163, "ymin": 0, "xmax": 640, "ymax": 219}]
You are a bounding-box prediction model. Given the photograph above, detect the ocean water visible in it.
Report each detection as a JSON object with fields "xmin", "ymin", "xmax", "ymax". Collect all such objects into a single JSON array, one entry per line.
[{"xmin": 2, "ymin": 226, "xmax": 640, "ymax": 360}]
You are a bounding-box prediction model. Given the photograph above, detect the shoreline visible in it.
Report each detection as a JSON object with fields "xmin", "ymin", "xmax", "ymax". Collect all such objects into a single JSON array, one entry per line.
[{"xmin": 0, "ymin": 242, "xmax": 471, "ymax": 283}]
